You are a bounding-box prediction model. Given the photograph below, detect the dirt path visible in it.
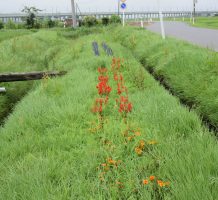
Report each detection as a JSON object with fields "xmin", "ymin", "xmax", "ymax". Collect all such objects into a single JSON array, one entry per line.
[{"xmin": 147, "ymin": 21, "xmax": 218, "ymax": 52}]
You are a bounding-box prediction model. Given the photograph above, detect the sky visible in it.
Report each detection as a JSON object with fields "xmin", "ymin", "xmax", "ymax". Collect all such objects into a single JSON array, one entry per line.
[{"xmin": 0, "ymin": 0, "xmax": 218, "ymax": 13}]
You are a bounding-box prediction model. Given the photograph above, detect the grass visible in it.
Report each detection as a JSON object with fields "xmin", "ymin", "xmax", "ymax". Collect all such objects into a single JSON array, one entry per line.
[
  {"xmin": 163, "ymin": 16, "xmax": 218, "ymax": 29},
  {"xmin": 0, "ymin": 27, "xmax": 218, "ymax": 199},
  {"xmin": 189, "ymin": 17, "xmax": 218, "ymax": 29},
  {"xmin": 0, "ymin": 26, "xmax": 104, "ymax": 125},
  {"xmin": 0, "ymin": 30, "xmax": 67, "ymax": 125},
  {"xmin": 0, "ymin": 29, "xmax": 33, "ymax": 43},
  {"xmin": 110, "ymin": 26, "xmax": 218, "ymax": 130}
]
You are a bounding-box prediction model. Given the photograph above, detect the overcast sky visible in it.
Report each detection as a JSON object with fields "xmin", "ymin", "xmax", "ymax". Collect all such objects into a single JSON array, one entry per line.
[{"xmin": 0, "ymin": 0, "xmax": 218, "ymax": 13}]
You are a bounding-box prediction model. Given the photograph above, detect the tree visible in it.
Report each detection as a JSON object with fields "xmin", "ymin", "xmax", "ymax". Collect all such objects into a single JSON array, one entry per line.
[
  {"xmin": 22, "ymin": 6, "xmax": 42, "ymax": 29},
  {"xmin": 0, "ymin": 20, "xmax": 4, "ymax": 29},
  {"xmin": 110, "ymin": 15, "xmax": 121, "ymax": 24}
]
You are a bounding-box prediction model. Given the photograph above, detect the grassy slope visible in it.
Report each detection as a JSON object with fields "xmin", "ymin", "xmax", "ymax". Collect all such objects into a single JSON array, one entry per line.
[
  {"xmin": 111, "ymin": 26, "xmax": 218, "ymax": 130},
  {"xmin": 0, "ymin": 30, "xmax": 67, "ymax": 124},
  {"xmin": 0, "ymin": 27, "xmax": 105, "ymax": 125},
  {"xmin": 0, "ymin": 28, "xmax": 218, "ymax": 199},
  {"xmin": 0, "ymin": 29, "xmax": 32, "ymax": 43}
]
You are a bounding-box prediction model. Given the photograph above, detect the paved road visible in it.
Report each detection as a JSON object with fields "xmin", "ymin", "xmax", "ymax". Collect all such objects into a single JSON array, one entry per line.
[{"xmin": 147, "ymin": 22, "xmax": 218, "ymax": 52}]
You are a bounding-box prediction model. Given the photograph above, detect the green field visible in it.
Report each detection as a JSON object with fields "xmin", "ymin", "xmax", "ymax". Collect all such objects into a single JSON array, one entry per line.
[
  {"xmin": 165, "ymin": 16, "xmax": 218, "ymax": 29},
  {"xmin": 0, "ymin": 26, "xmax": 218, "ymax": 199},
  {"xmin": 190, "ymin": 17, "xmax": 218, "ymax": 29}
]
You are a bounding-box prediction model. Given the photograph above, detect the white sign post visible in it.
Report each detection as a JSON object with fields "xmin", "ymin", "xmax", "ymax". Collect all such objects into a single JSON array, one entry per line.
[
  {"xmin": 123, "ymin": 10, "xmax": 125, "ymax": 27},
  {"xmin": 120, "ymin": 0, "xmax": 127, "ymax": 27},
  {"xmin": 141, "ymin": 18, "xmax": 144, "ymax": 28},
  {"xmin": 157, "ymin": 0, "xmax": 165, "ymax": 40},
  {"xmin": 193, "ymin": 0, "xmax": 198, "ymax": 25}
]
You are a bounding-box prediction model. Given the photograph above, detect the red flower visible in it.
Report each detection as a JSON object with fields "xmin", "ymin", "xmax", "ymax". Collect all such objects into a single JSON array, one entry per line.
[
  {"xmin": 98, "ymin": 75, "xmax": 109, "ymax": 83},
  {"xmin": 98, "ymin": 67, "xmax": 108, "ymax": 74},
  {"xmin": 117, "ymin": 96, "xmax": 133, "ymax": 114},
  {"xmin": 97, "ymin": 81, "xmax": 112, "ymax": 95}
]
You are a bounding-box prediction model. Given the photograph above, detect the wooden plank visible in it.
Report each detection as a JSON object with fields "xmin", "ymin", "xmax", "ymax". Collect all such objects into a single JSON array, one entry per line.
[
  {"xmin": 0, "ymin": 71, "xmax": 67, "ymax": 83},
  {"xmin": 0, "ymin": 87, "xmax": 6, "ymax": 93}
]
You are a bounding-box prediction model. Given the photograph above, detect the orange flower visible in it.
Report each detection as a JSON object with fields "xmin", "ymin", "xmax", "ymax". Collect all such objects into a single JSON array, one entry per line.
[
  {"xmin": 157, "ymin": 180, "xmax": 164, "ymax": 187},
  {"xmin": 149, "ymin": 176, "xmax": 156, "ymax": 181},
  {"xmin": 143, "ymin": 179, "xmax": 149, "ymax": 185},
  {"xmin": 101, "ymin": 163, "xmax": 107, "ymax": 167},
  {"xmin": 134, "ymin": 131, "xmax": 141, "ymax": 136},
  {"xmin": 135, "ymin": 147, "xmax": 143, "ymax": 155},
  {"xmin": 139, "ymin": 140, "xmax": 145, "ymax": 149},
  {"xmin": 107, "ymin": 158, "xmax": 116, "ymax": 165},
  {"xmin": 127, "ymin": 136, "xmax": 134, "ymax": 141}
]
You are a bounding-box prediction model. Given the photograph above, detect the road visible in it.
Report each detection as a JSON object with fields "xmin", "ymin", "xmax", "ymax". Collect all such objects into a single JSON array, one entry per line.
[{"xmin": 147, "ymin": 21, "xmax": 218, "ymax": 52}]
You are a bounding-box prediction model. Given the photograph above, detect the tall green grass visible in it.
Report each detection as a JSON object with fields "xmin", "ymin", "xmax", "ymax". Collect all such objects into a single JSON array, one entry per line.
[
  {"xmin": 0, "ymin": 30, "xmax": 217, "ymax": 199},
  {"xmin": 0, "ymin": 27, "xmax": 109, "ymax": 125},
  {"xmin": 110, "ymin": 26, "xmax": 218, "ymax": 130},
  {"xmin": 0, "ymin": 30, "xmax": 68, "ymax": 124},
  {"xmin": 0, "ymin": 29, "xmax": 33, "ymax": 43}
]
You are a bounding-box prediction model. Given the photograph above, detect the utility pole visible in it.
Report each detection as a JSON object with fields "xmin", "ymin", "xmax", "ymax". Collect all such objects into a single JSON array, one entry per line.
[
  {"xmin": 71, "ymin": 0, "xmax": 77, "ymax": 28},
  {"xmin": 193, "ymin": 0, "xmax": 197, "ymax": 24},
  {"xmin": 118, "ymin": 0, "xmax": 120, "ymax": 16}
]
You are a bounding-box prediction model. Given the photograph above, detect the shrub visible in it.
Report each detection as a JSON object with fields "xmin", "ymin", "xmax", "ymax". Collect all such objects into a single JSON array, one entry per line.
[
  {"xmin": 110, "ymin": 15, "xmax": 121, "ymax": 24},
  {"xmin": 83, "ymin": 16, "xmax": 98, "ymax": 27},
  {"xmin": 102, "ymin": 17, "xmax": 110, "ymax": 26},
  {"xmin": 22, "ymin": 6, "xmax": 42, "ymax": 29},
  {"xmin": 34, "ymin": 20, "xmax": 41, "ymax": 29},
  {"xmin": 16, "ymin": 23, "xmax": 26, "ymax": 29},
  {"xmin": 54, "ymin": 20, "xmax": 64, "ymax": 28},
  {"xmin": 5, "ymin": 20, "xmax": 16, "ymax": 29},
  {"xmin": 47, "ymin": 19, "xmax": 56, "ymax": 28},
  {"xmin": 78, "ymin": 19, "xmax": 83, "ymax": 27},
  {"xmin": 0, "ymin": 20, "xmax": 4, "ymax": 29}
]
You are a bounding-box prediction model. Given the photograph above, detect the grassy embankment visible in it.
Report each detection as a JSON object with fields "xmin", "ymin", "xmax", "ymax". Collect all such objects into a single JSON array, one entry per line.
[
  {"xmin": 0, "ymin": 27, "xmax": 104, "ymax": 125},
  {"xmin": 0, "ymin": 27, "xmax": 217, "ymax": 199},
  {"xmin": 0, "ymin": 29, "xmax": 32, "ymax": 43},
  {"xmin": 0, "ymin": 30, "xmax": 67, "ymax": 124},
  {"xmin": 111, "ymin": 26, "xmax": 218, "ymax": 130}
]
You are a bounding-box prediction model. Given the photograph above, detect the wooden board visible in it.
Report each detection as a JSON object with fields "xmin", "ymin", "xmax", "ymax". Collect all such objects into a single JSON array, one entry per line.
[{"xmin": 0, "ymin": 71, "xmax": 67, "ymax": 83}]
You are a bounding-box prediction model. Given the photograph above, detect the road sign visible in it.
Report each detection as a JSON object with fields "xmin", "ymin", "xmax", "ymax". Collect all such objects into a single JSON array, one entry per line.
[{"xmin": 121, "ymin": 3, "xmax": 126, "ymax": 10}]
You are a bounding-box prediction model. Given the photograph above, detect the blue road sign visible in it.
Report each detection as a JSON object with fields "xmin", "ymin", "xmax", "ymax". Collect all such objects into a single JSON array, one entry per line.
[{"xmin": 121, "ymin": 3, "xmax": 126, "ymax": 10}]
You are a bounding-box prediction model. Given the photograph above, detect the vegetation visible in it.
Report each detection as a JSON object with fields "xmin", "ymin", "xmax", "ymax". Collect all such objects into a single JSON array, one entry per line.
[
  {"xmin": 102, "ymin": 17, "xmax": 110, "ymax": 26},
  {"xmin": 22, "ymin": 6, "xmax": 42, "ymax": 29},
  {"xmin": 58, "ymin": 26, "xmax": 104, "ymax": 40},
  {"xmin": 0, "ymin": 26, "xmax": 217, "ymax": 199},
  {"xmin": 79, "ymin": 15, "xmax": 121, "ymax": 27},
  {"xmin": 110, "ymin": 15, "xmax": 122, "ymax": 24},
  {"xmin": 82, "ymin": 16, "xmax": 99, "ymax": 27},
  {"xmin": 0, "ymin": 30, "xmax": 67, "ymax": 124},
  {"xmin": 110, "ymin": 26, "xmax": 218, "ymax": 130},
  {"xmin": 191, "ymin": 16, "xmax": 218, "ymax": 29},
  {"xmin": 4, "ymin": 19, "xmax": 17, "ymax": 29},
  {"xmin": 164, "ymin": 16, "xmax": 218, "ymax": 29},
  {"xmin": 0, "ymin": 29, "xmax": 32, "ymax": 43},
  {"xmin": 0, "ymin": 20, "xmax": 4, "ymax": 29}
]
